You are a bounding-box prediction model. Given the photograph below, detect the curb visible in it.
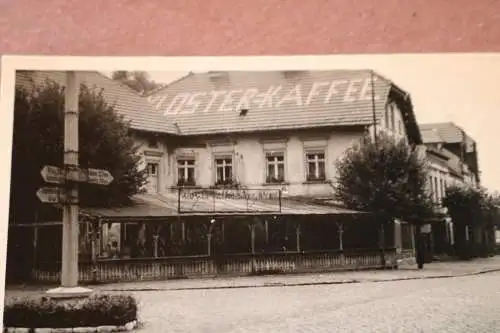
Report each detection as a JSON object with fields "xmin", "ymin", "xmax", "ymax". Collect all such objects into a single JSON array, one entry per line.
[
  {"xmin": 3, "ymin": 320, "xmax": 137, "ymax": 333},
  {"xmin": 100, "ymin": 268, "xmax": 500, "ymax": 292}
]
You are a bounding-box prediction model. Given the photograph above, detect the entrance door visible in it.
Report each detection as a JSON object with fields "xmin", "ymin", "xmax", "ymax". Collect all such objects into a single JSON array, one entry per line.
[{"xmin": 146, "ymin": 162, "xmax": 159, "ymax": 193}]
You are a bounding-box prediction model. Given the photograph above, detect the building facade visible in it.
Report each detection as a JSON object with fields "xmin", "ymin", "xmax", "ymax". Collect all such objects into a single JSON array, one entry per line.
[
  {"xmin": 12, "ymin": 69, "xmax": 424, "ymax": 283},
  {"xmin": 139, "ymin": 70, "xmax": 417, "ymax": 198}
]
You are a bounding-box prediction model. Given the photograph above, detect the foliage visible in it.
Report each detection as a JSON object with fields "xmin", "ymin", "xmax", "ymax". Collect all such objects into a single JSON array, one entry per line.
[
  {"xmin": 334, "ymin": 133, "xmax": 434, "ymax": 223},
  {"xmin": 111, "ymin": 71, "xmax": 165, "ymax": 95},
  {"xmin": 3, "ymin": 293, "xmax": 137, "ymax": 328},
  {"xmin": 11, "ymin": 81, "xmax": 148, "ymax": 223},
  {"xmin": 442, "ymin": 185, "xmax": 498, "ymax": 227}
]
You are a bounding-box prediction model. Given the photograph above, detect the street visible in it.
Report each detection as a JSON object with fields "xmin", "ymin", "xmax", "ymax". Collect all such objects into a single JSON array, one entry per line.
[{"xmin": 133, "ymin": 271, "xmax": 500, "ymax": 333}]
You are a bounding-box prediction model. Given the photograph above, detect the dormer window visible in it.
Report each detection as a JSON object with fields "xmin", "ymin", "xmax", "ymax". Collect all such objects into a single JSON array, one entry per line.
[{"xmin": 208, "ymin": 71, "xmax": 229, "ymax": 85}]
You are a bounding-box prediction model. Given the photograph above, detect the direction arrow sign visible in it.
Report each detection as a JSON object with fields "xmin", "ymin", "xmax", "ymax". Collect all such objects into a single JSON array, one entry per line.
[
  {"xmin": 87, "ymin": 168, "xmax": 114, "ymax": 185},
  {"xmin": 36, "ymin": 187, "xmax": 66, "ymax": 204},
  {"xmin": 40, "ymin": 165, "xmax": 114, "ymax": 186},
  {"xmin": 40, "ymin": 165, "xmax": 65, "ymax": 184},
  {"xmin": 36, "ymin": 187, "xmax": 79, "ymax": 204}
]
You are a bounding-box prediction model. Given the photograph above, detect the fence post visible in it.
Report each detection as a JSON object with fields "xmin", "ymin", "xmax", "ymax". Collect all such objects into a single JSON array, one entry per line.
[
  {"xmin": 250, "ymin": 221, "xmax": 256, "ymax": 274},
  {"xmin": 278, "ymin": 190, "xmax": 282, "ymax": 213},
  {"xmin": 91, "ymin": 219, "xmax": 99, "ymax": 283},
  {"xmin": 338, "ymin": 222, "xmax": 345, "ymax": 267},
  {"xmin": 177, "ymin": 187, "xmax": 181, "ymax": 213},
  {"xmin": 380, "ymin": 219, "xmax": 386, "ymax": 268}
]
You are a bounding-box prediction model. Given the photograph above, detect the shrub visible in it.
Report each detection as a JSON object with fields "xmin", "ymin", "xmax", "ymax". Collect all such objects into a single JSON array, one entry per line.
[{"xmin": 3, "ymin": 293, "xmax": 138, "ymax": 329}]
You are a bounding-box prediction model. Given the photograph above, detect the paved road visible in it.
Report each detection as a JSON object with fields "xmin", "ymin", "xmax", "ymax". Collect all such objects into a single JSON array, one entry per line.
[{"xmin": 133, "ymin": 271, "xmax": 500, "ymax": 332}]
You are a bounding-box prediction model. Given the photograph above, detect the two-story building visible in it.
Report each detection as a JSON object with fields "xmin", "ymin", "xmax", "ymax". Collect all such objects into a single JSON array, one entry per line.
[
  {"xmin": 420, "ymin": 122, "xmax": 480, "ymax": 188},
  {"xmin": 14, "ymin": 69, "xmax": 423, "ymax": 283},
  {"xmin": 419, "ymin": 123, "xmax": 485, "ymax": 259}
]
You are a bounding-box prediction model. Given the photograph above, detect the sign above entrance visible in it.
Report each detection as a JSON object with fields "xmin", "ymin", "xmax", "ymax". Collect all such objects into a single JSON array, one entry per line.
[
  {"xmin": 177, "ymin": 187, "xmax": 282, "ymax": 214},
  {"xmin": 149, "ymin": 77, "xmax": 382, "ymax": 116}
]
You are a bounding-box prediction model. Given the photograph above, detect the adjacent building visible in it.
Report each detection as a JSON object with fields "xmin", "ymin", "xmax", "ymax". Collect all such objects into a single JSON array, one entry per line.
[{"xmin": 419, "ymin": 122, "xmax": 484, "ymax": 259}]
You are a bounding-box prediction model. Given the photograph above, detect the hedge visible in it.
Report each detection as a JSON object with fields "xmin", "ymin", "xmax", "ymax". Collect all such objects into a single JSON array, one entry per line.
[{"xmin": 3, "ymin": 293, "xmax": 138, "ymax": 329}]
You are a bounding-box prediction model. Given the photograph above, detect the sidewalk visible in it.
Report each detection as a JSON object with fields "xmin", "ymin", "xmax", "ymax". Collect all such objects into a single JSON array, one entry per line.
[{"xmin": 6, "ymin": 256, "xmax": 500, "ymax": 298}]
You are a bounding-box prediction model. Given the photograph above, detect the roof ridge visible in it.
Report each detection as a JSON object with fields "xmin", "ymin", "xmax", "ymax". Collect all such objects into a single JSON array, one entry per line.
[
  {"xmin": 142, "ymin": 72, "xmax": 194, "ymax": 97},
  {"xmin": 94, "ymin": 71, "xmax": 148, "ymax": 97}
]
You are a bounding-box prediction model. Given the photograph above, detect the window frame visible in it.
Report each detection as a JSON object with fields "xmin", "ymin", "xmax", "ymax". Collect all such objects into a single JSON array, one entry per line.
[
  {"xmin": 265, "ymin": 151, "xmax": 286, "ymax": 184},
  {"xmin": 305, "ymin": 150, "xmax": 326, "ymax": 182},
  {"xmin": 214, "ymin": 156, "xmax": 234, "ymax": 185},
  {"xmin": 146, "ymin": 162, "xmax": 158, "ymax": 177},
  {"xmin": 176, "ymin": 158, "xmax": 196, "ymax": 186}
]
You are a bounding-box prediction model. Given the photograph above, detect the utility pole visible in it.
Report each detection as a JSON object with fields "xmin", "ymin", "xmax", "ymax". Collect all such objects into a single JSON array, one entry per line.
[
  {"xmin": 370, "ymin": 70, "xmax": 386, "ymax": 267},
  {"xmin": 45, "ymin": 71, "xmax": 92, "ymax": 298},
  {"xmin": 61, "ymin": 71, "xmax": 80, "ymax": 288}
]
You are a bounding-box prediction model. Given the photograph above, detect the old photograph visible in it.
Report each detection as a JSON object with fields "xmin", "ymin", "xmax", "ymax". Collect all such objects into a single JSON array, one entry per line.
[{"xmin": 2, "ymin": 55, "xmax": 500, "ymax": 332}]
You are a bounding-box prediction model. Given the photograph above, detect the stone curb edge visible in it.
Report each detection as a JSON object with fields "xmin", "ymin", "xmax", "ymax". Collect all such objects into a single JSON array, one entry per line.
[
  {"xmin": 3, "ymin": 320, "xmax": 138, "ymax": 333},
  {"xmin": 101, "ymin": 268, "xmax": 500, "ymax": 292}
]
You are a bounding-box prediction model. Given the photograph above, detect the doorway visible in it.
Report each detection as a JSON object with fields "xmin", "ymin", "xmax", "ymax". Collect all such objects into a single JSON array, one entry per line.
[{"xmin": 146, "ymin": 162, "xmax": 160, "ymax": 193}]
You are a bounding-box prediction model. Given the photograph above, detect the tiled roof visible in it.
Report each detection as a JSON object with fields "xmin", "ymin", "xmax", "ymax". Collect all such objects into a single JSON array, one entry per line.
[
  {"xmin": 15, "ymin": 71, "xmax": 178, "ymax": 134},
  {"xmin": 83, "ymin": 193, "xmax": 365, "ymax": 219},
  {"xmin": 15, "ymin": 70, "xmax": 422, "ymax": 144},
  {"xmin": 147, "ymin": 70, "xmax": 421, "ymax": 143},
  {"xmin": 420, "ymin": 122, "xmax": 475, "ymax": 152},
  {"xmin": 420, "ymin": 127, "xmax": 444, "ymax": 143}
]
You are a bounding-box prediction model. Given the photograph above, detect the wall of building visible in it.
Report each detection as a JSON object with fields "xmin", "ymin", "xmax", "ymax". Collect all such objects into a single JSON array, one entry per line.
[
  {"xmin": 426, "ymin": 157, "xmax": 449, "ymax": 209},
  {"xmin": 135, "ymin": 94, "xmax": 414, "ymax": 199},
  {"xmin": 364, "ymin": 99, "xmax": 408, "ymax": 145},
  {"xmin": 135, "ymin": 127, "xmax": 367, "ymax": 198}
]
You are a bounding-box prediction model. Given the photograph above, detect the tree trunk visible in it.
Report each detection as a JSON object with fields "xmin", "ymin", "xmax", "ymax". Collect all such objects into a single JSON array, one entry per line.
[
  {"xmin": 379, "ymin": 222, "xmax": 386, "ymax": 268},
  {"xmin": 414, "ymin": 224, "xmax": 424, "ymax": 269}
]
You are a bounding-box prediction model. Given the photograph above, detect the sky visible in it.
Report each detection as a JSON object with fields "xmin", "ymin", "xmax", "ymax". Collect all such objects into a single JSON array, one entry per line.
[{"xmin": 135, "ymin": 54, "xmax": 500, "ymax": 192}]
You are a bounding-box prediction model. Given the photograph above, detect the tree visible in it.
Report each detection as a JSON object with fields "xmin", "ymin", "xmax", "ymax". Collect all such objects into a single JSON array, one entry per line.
[
  {"xmin": 442, "ymin": 185, "xmax": 498, "ymax": 258},
  {"xmin": 10, "ymin": 80, "xmax": 148, "ymax": 223},
  {"xmin": 334, "ymin": 133, "xmax": 434, "ymax": 222},
  {"xmin": 111, "ymin": 71, "xmax": 164, "ymax": 95},
  {"xmin": 334, "ymin": 133, "xmax": 434, "ymax": 268}
]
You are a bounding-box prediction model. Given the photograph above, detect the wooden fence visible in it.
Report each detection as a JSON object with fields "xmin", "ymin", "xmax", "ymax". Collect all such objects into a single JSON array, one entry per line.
[{"xmin": 32, "ymin": 249, "xmax": 398, "ymax": 284}]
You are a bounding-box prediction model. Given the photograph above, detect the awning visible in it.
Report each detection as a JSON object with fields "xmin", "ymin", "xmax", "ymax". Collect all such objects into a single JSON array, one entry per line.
[{"xmin": 82, "ymin": 193, "xmax": 368, "ymax": 221}]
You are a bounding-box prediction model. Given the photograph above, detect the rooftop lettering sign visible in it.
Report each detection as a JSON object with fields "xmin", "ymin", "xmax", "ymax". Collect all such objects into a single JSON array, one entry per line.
[{"xmin": 149, "ymin": 77, "xmax": 382, "ymax": 116}]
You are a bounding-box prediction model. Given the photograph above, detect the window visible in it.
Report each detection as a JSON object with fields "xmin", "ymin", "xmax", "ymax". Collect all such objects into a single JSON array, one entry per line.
[
  {"xmin": 384, "ymin": 104, "xmax": 390, "ymax": 128},
  {"xmin": 433, "ymin": 177, "xmax": 438, "ymax": 204},
  {"xmin": 441, "ymin": 178, "xmax": 447, "ymax": 205},
  {"xmin": 390, "ymin": 103, "xmax": 396, "ymax": 130},
  {"xmin": 266, "ymin": 152, "xmax": 285, "ymax": 183},
  {"xmin": 177, "ymin": 159, "xmax": 195, "ymax": 186},
  {"xmin": 306, "ymin": 151, "xmax": 326, "ymax": 181},
  {"xmin": 215, "ymin": 157, "xmax": 233, "ymax": 185},
  {"xmin": 147, "ymin": 162, "xmax": 158, "ymax": 176}
]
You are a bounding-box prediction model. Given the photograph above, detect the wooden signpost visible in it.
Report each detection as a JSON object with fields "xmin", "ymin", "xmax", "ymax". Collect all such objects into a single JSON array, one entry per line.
[
  {"xmin": 40, "ymin": 165, "xmax": 114, "ymax": 187},
  {"xmin": 35, "ymin": 71, "xmax": 114, "ymax": 298},
  {"xmin": 38, "ymin": 166, "xmax": 114, "ymax": 204}
]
